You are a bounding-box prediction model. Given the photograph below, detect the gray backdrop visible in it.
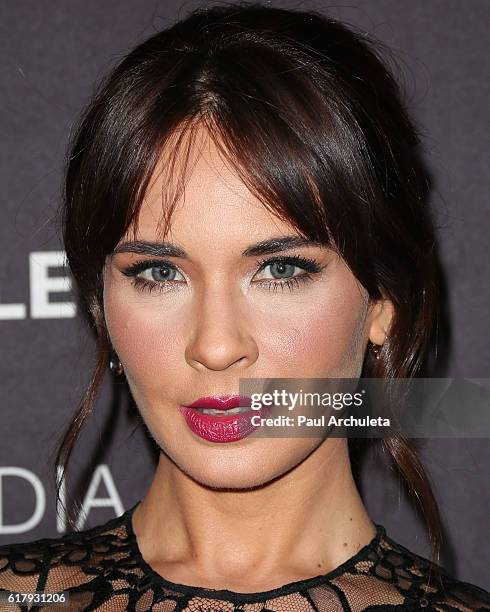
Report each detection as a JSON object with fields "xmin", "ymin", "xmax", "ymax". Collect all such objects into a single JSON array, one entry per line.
[{"xmin": 0, "ymin": 0, "xmax": 489, "ymax": 590}]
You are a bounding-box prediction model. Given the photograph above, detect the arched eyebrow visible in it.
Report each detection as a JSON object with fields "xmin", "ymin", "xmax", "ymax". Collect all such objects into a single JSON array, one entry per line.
[{"xmin": 112, "ymin": 235, "xmax": 327, "ymax": 258}]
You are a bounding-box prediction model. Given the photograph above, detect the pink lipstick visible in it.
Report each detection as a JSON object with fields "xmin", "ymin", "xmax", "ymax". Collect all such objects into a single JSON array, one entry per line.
[{"xmin": 179, "ymin": 395, "xmax": 269, "ymax": 442}]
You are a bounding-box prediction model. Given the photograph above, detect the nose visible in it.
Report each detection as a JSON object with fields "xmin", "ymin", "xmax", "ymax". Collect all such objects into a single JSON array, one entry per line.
[{"xmin": 185, "ymin": 286, "xmax": 258, "ymax": 372}]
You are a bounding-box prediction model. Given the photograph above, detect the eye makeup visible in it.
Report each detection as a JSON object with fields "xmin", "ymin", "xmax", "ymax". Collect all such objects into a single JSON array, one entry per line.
[{"xmin": 120, "ymin": 254, "xmax": 326, "ymax": 295}]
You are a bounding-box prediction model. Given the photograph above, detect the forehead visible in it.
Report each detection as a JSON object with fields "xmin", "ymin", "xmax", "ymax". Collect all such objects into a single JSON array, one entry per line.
[{"xmin": 129, "ymin": 124, "xmax": 297, "ymax": 244}]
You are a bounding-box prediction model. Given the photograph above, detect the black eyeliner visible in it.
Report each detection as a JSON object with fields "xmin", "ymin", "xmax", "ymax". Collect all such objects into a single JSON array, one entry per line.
[
  {"xmin": 256, "ymin": 254, "xmax": 325, "ymax": 274},
  {"xmin": 121, "ymin": 258, "xmax": 177, "ymax": 277}
]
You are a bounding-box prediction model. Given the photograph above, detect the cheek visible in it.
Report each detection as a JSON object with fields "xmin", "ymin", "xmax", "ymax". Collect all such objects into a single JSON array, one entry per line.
[
  {"xmin": 102, "ymin": 265, "xmax": 369, "ymax": 384},
  {"xmin": 257, "ymin": 283, "xmax": 368, "ymax": 377},
  {"xmin": 103, "ymin": 281, "xmax": 185, "ymax": 386}
]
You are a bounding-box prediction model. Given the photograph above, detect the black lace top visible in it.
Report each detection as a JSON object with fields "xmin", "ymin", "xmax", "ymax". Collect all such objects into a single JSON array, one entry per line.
[{"xmin": 0, "ymin": 500, "xmax": 488, "ymax": 611}]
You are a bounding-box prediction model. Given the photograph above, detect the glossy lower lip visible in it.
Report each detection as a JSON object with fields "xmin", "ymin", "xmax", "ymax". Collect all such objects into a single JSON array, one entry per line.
[{"xmin": 179, "ymin": 403, "xmax": 270, "ymax": 442}]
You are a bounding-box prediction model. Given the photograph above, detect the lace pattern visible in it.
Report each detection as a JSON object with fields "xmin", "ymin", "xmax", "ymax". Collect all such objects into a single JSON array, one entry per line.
[{"xmin": 0, "ymin": 501, "xmax": 488, "ymax": 611}]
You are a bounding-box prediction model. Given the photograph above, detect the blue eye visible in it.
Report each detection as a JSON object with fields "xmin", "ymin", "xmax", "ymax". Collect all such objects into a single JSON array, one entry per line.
[
  {"xmin": 253, "ymin": 256, "xmax": 324, "ymax": 293},
  {"xmin": 121, "ymin": 259, "xmax": 185, "ymax": 294},
  {"xmin": 121, "ymin": 255, "xmax": 324, "ymax": 295},
  {"xmin": 139, "ymin": 266, "xmax": 183, "ymax": 283},
  {"xmin": 260, "ymin": 261, "xmax": 297, "ymax": 279}
]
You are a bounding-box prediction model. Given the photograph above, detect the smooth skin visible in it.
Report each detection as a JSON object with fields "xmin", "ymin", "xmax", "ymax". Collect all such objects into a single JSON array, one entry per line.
[{"xmin": 103, "ymin": 123, "xmax": 393, "ymax": 592}]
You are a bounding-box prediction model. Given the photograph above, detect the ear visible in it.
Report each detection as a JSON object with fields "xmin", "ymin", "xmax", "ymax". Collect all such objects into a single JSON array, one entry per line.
[{"xmin": 367, "ymin": 298, "xmax": 394, "ymax": 345}]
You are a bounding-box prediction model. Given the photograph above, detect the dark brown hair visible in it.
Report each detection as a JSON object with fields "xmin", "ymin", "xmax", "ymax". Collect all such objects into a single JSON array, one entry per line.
[{"xmin": 55, "ymin": 0, "xmax": 444, "ymax": 586}]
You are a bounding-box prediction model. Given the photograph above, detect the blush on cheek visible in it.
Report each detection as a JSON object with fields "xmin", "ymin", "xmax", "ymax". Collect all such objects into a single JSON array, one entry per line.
[
  {"xmin": 112, "ymin": 309, "xmax": 184, "ymax": 384},
  {"xmin": 103, "ymin": 275, "xmax": 183, "ymax": 391},
  {"xmin": 256, "ymin": 284, "xmax": 369, "ymax": 378}
]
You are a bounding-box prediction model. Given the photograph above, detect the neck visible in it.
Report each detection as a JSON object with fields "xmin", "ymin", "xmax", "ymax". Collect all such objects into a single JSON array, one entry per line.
[{"xmin": 132, "ymin": 439, "xmax": 376, "ymax": 591}]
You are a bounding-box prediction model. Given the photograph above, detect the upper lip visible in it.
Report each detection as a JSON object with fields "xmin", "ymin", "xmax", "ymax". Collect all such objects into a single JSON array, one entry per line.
[{"xmin": 186, "ymin": 395, "xmax": 252, "ymax": 411}]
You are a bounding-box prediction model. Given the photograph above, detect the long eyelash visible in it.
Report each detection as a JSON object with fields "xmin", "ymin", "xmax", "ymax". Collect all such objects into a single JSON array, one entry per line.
[
  {"xmin": 258, "ymin": 275, "xmax": 313, "ymax": 293},
  {"xmin": 122, "ymin": 258, "xmax": 177, "ymax": 277},
  {"xmin": 122, "ymin": 258, "xmax": 179, "ymax": 294},
  {"xmin": 256, "ymin": 255, "xmax": 323, "ymax": 274},
  {"xmin": 121, "ymin": 255, "xmax": 325, "ymax": 295},
  {"xmin": 254, "ymin": 255, "xmax": 324, "ymax": 293},
  {"xmin": 131, "ymin": 277, "xmax": 172, "ymax": 294}
]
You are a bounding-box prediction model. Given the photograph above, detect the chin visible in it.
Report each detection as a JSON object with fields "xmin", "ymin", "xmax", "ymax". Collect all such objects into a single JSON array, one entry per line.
[
  {"xmin": 183, "ymin": 466, "xmax": 281, "ymax": 491},
  {"xmin": 168, "ymin": 438, "xmax": 319, "ymax": 491}
]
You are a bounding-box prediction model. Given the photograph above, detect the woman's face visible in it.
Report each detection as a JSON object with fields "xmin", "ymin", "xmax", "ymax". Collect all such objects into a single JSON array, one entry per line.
[{"xmin": 103, "ymin": 126, "xmax": 391, "ymax": 489}]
